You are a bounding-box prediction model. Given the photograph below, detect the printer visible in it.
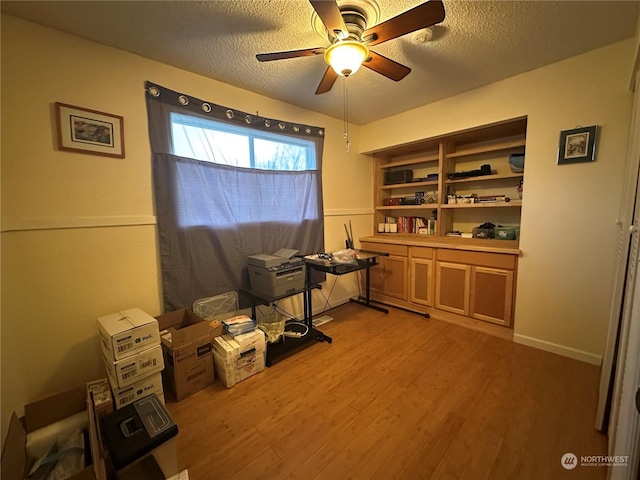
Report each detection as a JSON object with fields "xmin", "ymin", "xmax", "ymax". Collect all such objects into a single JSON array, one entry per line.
[{"xmin": 247, "ymin": 248, "xmax": 306, "ymax": 297}]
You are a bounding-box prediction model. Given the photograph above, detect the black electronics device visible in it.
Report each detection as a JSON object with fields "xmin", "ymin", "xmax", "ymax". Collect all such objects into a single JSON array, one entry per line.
[
  {"xmin": 448, "ymin": 164, "xmax": 492, "ymax": 180},
  {"xmin": 384, "ymin": 170, "xmax": 413, "ymax": 185},
  {"xmin": 413, "ymin": 173, "xmax": 439, "ymax": 182},
  {"xmin": 101, "ymin": 394, "xmax": 178, "ymax": 470}
]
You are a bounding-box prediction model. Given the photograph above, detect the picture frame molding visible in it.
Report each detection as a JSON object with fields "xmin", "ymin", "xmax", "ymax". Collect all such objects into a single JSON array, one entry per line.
[
  {"xmin": 557, "ymin": 125, "xmax": 598, "ymax": 165},
  {"xmin": 55, "ymin": 102, "xmax": 125, "ymax": 158}
]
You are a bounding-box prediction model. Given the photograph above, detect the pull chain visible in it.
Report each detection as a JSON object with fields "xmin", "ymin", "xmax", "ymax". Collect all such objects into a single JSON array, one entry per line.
[{"xmin": 342, "ymin": 77, "xmax": 350, "ymax": 153}]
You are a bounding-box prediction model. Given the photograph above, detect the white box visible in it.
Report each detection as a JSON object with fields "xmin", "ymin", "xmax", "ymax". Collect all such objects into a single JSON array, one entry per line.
[
  {"xmin": 227, "ymin": 329, "xmax": 265, "ymax": 353},
  {"xmin": 213, "ymin": 332, "xmax": 265, "ymax": 388},
  {"xmin": 212, "ymin": 334, "xmax": 236, "ymax": 360},
  {"xmin": 109, "ymin": 372, "xmax": 164, "ymax": 410},
  {"xmin": 98, "ymin": 307, "xmax": 160, "ymax": 361},
  {"xmin": 103, "ymin": 344, "xmax": 164, "ymax": 388}
]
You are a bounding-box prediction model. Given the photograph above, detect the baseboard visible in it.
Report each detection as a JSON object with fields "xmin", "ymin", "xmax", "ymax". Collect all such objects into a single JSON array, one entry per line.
[
  {"xmin": 310, "ymin": 291, "xmax": 352, "ymax": 317},
  {"xmin": 513, "ymin": 334, "xmax": 602, "ymax": 366}
]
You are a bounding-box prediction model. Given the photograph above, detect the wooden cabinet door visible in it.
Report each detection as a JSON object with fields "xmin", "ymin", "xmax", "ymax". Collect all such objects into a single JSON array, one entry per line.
[
  {"xmin": 383, "ymin": 255, "xmax": 408, "ymax": 300},
  {"xmin": 410, "ymin": 258, "xmax": 433, "ymax": 306},
  {"xmin": 435, "ymin": 261, "xmax": 471, "ymax": 315},
  {"xmin": 470, "ymin": 266, "xmax": 514, "ymax": 327},
  {"xmin": 368, "ymin": 256, "xmax": 385, "ymax": 294}
]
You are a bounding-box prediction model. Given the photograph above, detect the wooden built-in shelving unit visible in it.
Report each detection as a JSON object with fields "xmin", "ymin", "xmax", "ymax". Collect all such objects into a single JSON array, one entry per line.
[{"xmin": 372, "ymin": 116, "xmax": 527, "ymax": 244}]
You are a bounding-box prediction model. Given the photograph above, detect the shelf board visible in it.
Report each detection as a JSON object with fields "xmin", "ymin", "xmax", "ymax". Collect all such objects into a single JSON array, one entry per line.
[
  {"xmin": 379, "ymin": 180, "xmax": 439, "ymax": 190},
  {"xmin": 446, "ymin": 172, "xmax": 523, "ymax": 184},
  {"xmin": 377, "ymin": 200, "xmax": 522, "ymax": 210},
  {"xmin": 376, "ymin": 205, "xmax": 437, "ymax": 211},
  {"xmin": 447, "ymin": 139, "xmax": 525, "ymax": 159},
  {"xmin": 382, "ymin": 154, "xmax": 439, "ymax": 169},
  {"xmin": 441, "ymin": 201, "xmax": 522, "ymax": 209}
]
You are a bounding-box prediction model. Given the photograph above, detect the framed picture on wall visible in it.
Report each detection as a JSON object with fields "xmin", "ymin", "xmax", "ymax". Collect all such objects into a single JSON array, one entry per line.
[
  {"xmin": 557, "ymin": 125, "xmax": 598, "ymax": 165},
  {"xmin": 55, "ymin": 102, "xmax": 125, "ymax": 158}
]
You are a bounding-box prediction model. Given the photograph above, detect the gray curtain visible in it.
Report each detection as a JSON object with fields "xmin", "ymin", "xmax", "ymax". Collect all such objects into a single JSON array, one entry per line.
[{"xmin": 145, "ymin": 82, "xmax": 325, "ymax": 311}]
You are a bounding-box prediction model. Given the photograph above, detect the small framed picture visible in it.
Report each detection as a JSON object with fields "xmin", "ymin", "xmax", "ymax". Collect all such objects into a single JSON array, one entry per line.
[
  {"xmin": 55, "ymin": 102, "xmax": 125, "ymax": 158},
  {"xmin": 557, "ymin": 125, "xmax": 598, "ymax": 165}
]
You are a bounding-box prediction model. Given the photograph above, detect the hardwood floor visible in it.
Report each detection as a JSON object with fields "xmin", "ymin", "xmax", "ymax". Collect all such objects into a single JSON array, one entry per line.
[{"xmin": 165, "ymin": 302, "xmax": 608, "ymax": 480}]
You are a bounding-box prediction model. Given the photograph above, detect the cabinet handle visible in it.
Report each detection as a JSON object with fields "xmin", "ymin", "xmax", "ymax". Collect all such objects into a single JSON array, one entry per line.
[{"xmin": 630, "ymin": 225, "xmax": 639, "ymax": 234}]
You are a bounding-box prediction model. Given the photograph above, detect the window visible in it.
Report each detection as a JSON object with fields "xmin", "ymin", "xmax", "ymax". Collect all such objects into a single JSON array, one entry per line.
[
  {"xmin": 168, "ymin": 112, "xmax": 320, "ymax": 228},
  {"xmin": 171, "ymin": 113, "xmax": 316, "ymax": 170},
  {"xmin": 145, "ymin": 82, "xmax": 325, "ymax": 311}
]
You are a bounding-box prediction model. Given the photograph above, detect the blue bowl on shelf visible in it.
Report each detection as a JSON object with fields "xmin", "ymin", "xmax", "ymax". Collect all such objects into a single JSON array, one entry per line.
[{"xmin": 509, "ymin": 154, "xmax": 525, "ymax": 173}]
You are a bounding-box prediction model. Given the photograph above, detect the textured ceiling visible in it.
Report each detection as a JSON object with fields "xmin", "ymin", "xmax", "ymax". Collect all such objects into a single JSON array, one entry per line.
[{"xmin": 2, "ymin": 0, "xmax": 639, "ymax": 125}]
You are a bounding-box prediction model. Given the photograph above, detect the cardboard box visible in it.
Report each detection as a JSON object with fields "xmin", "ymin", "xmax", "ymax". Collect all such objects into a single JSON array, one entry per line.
[
  {"xmin": 87, "ymin": 381, "xmax": 111, "ymax": 480},
  {"xmin": 213, "ymin": 330, "xmax": 266, "ymax": 388},
  {"xmin": 110, "ymin": 372, "xmax": 164, "ymax": 410},
  {"xmin": 2, "ymin": 384, "xmax": 99, "ymax": 480},
  {"xmin": 103, "ymin": 344, "xmax": 164, "ymax": 388},
  {"xmin": 87, "ymin": 390, "xmax": 176, "ymax": 480},
  {"xmin": 156, "ymin": 308, "xmax": 223, "ymax": 402},
  {"xmin": 86, "ymin": 378, "xmax": 114, "ymax": 423},
  {"xmin": 98, "ymin": 308, "xmax": 160, "ymax": 361},
  {"xmin": 115, "ymin": 437, "xmax": 177, "ymax": 480}
]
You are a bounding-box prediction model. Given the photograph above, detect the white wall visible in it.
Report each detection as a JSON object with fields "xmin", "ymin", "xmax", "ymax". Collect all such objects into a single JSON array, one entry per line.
[
  {"xmin": 359, "ymin": 39, "xmax": 636, "ymax": 365},
  {"xmin": 0, "ymin": 14, "xmax": 372, "ymax": 443}
]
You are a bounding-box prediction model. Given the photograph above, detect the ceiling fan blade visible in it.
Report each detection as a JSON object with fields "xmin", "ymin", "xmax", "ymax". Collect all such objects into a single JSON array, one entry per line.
[
  {"xmin": 363, "ymin": 0, "xmax": 445, "ymax": 47},
  {"xmin": 309, "ymin": 0, "xmax": 348, "ymax": 39},
  {"xmin": 315, "ymin": 66, "xmax": 339, "ymax": 95},
  {"xmin": 256, "ymin": 47, "xmax": 325, "ymax": 62},
  {"xmin": 362, "ymin": 51, "xmax": 411, "ymax": 81}
]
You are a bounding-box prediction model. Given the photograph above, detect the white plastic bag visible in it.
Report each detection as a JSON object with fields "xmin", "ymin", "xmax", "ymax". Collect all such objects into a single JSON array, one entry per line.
[{"xmin": 331, "ymin": 248, "xmax": 357, "ymax": 264}]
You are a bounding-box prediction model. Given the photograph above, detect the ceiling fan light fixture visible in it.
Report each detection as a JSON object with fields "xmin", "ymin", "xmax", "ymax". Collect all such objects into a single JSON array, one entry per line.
[{"xmin": 324, "ymin": 40, "xmax": 369, "ymax": 77}]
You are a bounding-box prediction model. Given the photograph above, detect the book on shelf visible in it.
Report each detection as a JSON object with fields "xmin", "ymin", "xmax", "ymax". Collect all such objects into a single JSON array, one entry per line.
[
  {"xmin": 387, "ymin": 216, "xmax": 436, "ymax": 234},
  {"xmin": 476, "ymin": 195, "xmax": 508, "ymax": 203}
]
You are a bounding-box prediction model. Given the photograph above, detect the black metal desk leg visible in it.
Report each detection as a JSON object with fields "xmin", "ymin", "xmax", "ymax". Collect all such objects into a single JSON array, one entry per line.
[
  {"xmin": 305, "ymin": 286, "xmax": 311, "ymax": 327},
  {"xmin": 365, "ymin": 264, "xmax": 371, "ymax": 304}
]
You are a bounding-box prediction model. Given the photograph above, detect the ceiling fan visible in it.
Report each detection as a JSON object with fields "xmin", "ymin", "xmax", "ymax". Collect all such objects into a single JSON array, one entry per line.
[{"xmin": 256, "ymin": 0, "xmax": 446, "ymax": 95}]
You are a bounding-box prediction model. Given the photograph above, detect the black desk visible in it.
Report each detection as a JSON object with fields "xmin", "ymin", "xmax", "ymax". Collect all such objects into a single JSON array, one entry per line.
[
  {"xmin": 240, "ymin": 286, "xmax": 331, "ymax": 367},
  {"xmin": 304, "ymin": 249, "xmax": 390, "ymax": 314}
]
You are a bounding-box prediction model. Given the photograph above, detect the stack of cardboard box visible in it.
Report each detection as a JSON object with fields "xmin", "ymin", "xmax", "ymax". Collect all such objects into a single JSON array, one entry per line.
[
  {"xmin": 213, "ymin": 321, "xmax": 266, "ymax": 388},
  {"xmin": 98, "ymin": 308, "xmax": 165, "ymax": 410}
]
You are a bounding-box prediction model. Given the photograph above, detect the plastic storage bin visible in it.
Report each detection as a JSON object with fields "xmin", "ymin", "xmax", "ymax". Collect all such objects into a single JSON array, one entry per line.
[{"xmin": 495, "ymin": 227, "xmax": 517, "ymax": 240}]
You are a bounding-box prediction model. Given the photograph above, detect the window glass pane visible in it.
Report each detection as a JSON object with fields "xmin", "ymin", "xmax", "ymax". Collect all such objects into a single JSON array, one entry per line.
[
  {"xmin": 254, "ymin": 138, "xmax": 313, "ymax": 170},
  {"xmin": 172, "ymin": 121, "xmax": 250, "ymax": 167}
]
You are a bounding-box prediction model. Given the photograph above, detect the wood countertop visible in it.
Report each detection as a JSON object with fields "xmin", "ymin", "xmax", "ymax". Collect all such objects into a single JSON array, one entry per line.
[{"xmin": 359, "ymin": 234, "xmax": 521, "ymax": 255}]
